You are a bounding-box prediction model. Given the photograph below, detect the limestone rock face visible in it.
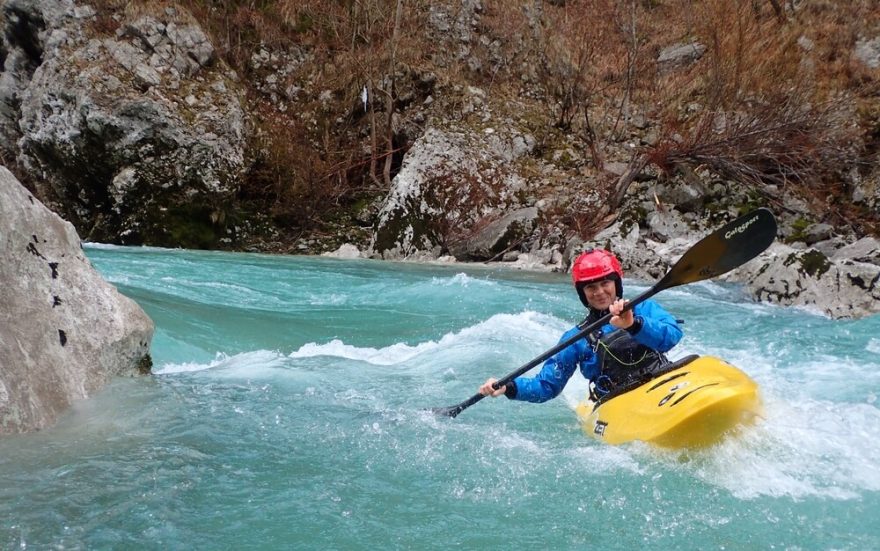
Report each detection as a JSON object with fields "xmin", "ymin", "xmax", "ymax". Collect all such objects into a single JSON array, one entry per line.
[
  {"xmin": 575, "ymin": 208, "xmax": 706, "ymax": 282},
  {"xmin": 572, "ymin": 207, "xmax": 880, "ymax": 319},
  {"xmin": 1, "ymin": 0, "xmax": 247, "ymax": 248},
  {"xmin": 734, "ymin": 244, "xmax": 880, "ymax": 319},
  {"xmin": 369, "ymin": 126, "xmax": 534, "ymax": 260},
  {"xmin": 0, "ymin": 167, "xmax": 154, "ymax": 434},
  {"xmin": 449, "ymin": 207, "xmax": 538, "ymax": 261}
]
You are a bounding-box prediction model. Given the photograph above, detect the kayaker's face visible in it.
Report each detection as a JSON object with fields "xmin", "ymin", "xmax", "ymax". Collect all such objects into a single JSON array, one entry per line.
[{"xmin": 583, "ymin": 279, "xmax": 617, "ymax": 310}]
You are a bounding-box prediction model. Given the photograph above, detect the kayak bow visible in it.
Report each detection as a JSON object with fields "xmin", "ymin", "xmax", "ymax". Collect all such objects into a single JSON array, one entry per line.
[{"xmin": 575, "ymin": 355, "xmax": 761, "ymax": 448}]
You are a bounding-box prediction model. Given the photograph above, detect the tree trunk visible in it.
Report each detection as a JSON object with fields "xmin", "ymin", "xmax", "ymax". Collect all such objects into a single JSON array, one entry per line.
[{"xmin": 383, "ymin": 0, "xmax": 404, "ymax": 186}]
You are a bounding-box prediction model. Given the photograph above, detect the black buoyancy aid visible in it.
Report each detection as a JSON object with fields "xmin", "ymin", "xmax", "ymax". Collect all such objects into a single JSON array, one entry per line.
[{"xmin": 583, "ymin": 310, "xmax": 669, "ymax": 396}]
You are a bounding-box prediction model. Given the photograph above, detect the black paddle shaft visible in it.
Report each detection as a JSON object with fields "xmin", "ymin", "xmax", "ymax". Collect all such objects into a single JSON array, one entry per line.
[{"xmin": 431, "ymin": 208, "xmax": 777, "ymax": 419}]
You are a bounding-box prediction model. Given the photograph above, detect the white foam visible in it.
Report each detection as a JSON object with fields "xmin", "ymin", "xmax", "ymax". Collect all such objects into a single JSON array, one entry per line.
[
  {"xmin": 289, "ymin": 310, "xmax": 564, "ymax": 365},
  {"xmin": 83, "ymin": 242, "xmax": 178, "ymax": 252},
  {"xmin": 565, "ymin": 442, "xmax": 648, "ymax": 476},
  {"xmin": 290, "ymin": 338, "xmax": 434, "ymax": 365},
  {"xmin": 680, "ymin": 397, "xmax": 880, "ymax": 500},
  {"xmin": 308, "ymin": 293, "xmax": 347, "ymax": 305},
  {"xmin": 82, "ymin": 241, "xmax": 123, "ymax": 250},
  {"xmin": 430, "ymin": 272, "xmax": 496, "ymax": 287},
  {"xmin": 155, "ymin": 349, "xmax": 287, "ymax": 375}
]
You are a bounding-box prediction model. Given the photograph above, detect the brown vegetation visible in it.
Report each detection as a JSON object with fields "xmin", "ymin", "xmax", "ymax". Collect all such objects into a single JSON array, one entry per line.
[
  {"xmin": 644, "ymin": 0, "xmax": 878, "ymax": 230},
  {"xmin": 90, "ymin": 0, "xmax": 880, "ymax": 245}
]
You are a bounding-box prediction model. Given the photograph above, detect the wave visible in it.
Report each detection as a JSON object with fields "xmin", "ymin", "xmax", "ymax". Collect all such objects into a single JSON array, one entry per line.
[
  {"xmin": 154, "ymin": 349, "xmax": 288, "ymax": 375},
  {"xmin": 83, "ymin": 242, "xmax": 181, "ymax": 252},
  {"xmin": 152, "ymin": 311, "xmax": 565, "ymax": 375},
  {"xmin": 288, "ymin": 310, "xmax": 564, "ymax": 365},
  {"xmin": 682, "ymin": 397, "xmax": 880, "ymax": 500},
  {"xmin": 150, "ymin": 299, "xmax": 879, "ymax": 503},
  {"xmin": 430, "ymin": 272, "xmax": 498, "ymax": 288}
]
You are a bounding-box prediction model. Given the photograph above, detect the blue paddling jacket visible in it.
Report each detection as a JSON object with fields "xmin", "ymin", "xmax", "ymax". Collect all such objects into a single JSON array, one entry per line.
[{"xmin": 508, "ymin": 300, "xmax": 682, "ymax": 403}]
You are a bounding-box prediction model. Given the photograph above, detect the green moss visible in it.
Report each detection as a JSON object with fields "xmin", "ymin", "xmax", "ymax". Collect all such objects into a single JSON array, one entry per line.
[
  {"xmin": 138, "ymin": 203, "xmax": 225, "ymax": 249},
  {"xmin": 792, "ymin": 218, "xmax": 810, "ymax": 232},
  {"xmin": 801, "ymin": 250, "xmax": 832, "ymax": 278},
  {"xmin": 735, "ymin": 189, "xmax": 767, "ymax": 216},
  {"xmin": 784, "ymin": 250, "xmax": 831, "ymax": 278},
  {"xmin": 785, "ymin": 217, "xmax": 811, "ymax": 243},
  {"xmin": 137, "ymin": 354, "xmax": 153, "ymax": 375},
  {"xmin": 618, "ymin": 202, "xmax": 648, "ymax": 232},
  {"xmin": 702, "ymin": 200, "xmax": 727, "ymax": 216},
  {"xmin": 352, "ymin": 197, "xmax": 372, "ymax": 214},
  {"xmin": 293, "ymin": 13, "xmax": 314, "ymax": 34},
  {"xmin": 167, "ymin": 206, "xmax": 222, "ymax": 248}
]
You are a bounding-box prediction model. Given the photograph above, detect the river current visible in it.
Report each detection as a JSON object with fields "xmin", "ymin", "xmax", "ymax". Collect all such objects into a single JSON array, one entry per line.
[{"xmin": 2, "ymin": 245, "xmax": 878, "ymax": 549}]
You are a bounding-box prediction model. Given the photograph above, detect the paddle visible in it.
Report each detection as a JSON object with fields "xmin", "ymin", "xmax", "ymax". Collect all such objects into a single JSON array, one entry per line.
[{"xmin": 431, "ymin": 208, "xmax": 777, "ymax": 418}]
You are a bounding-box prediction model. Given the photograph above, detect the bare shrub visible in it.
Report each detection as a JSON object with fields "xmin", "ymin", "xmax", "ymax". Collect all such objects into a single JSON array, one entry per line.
[
  {"xmin": 648, "ymin": 96, "xmax": 858, "ymax": 189},
  {"xmin": 645, "ymin": 0, "xmax": 865, "ymax": 205},
  {"xmin": 244, "ymin": 108, "xmax": 342, "ymax": 231},
  {"xmin": 83, "ymin": 0, "xmax": 880, "ymax": 242},
  {"xmin": 528, "ymin": 0, "xmax": 653, "ymax": 166},
  {"xmin": 180, "ymin": 1, "xmax": 430, "ymax": 227}
]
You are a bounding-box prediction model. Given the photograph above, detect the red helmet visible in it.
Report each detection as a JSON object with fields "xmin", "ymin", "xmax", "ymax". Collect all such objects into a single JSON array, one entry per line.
[{"xmin": 571, "ymin": 249, "xmax": 623, "ymax": 307}]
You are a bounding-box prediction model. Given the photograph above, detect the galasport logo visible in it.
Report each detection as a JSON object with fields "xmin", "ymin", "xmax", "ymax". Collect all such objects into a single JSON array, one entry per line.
[
  {"xmin": 724, "ymin": 214, "xmax": 759, "ymax": 240},
  {"xmin": 594, "ymin": 420, "xmax": 608, "ymax": 436}
]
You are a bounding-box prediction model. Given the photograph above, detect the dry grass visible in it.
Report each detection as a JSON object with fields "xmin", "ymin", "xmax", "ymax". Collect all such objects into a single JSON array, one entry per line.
[
  {"xmin": 122, "ymin": 0, "xmax": 198, "ymax": 22},
  {"xmin": 85, "ymin": 0, "xmax": 880, "ymax": 235},
  {"xmin": 604, "ymin": 0, "xmax": 878, "ymax": 226}
]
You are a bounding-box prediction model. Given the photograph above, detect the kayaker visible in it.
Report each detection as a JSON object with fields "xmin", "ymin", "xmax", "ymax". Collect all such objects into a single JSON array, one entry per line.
[{"xmin": 478, "ymin": 248, "xmax": 683, "ymax": 402}]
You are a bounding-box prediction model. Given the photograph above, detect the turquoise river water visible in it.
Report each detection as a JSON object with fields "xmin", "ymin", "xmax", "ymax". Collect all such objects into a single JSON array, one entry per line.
[{"xmin": 2, "ymin": 245, "xmax": 879, "ymax": 550}]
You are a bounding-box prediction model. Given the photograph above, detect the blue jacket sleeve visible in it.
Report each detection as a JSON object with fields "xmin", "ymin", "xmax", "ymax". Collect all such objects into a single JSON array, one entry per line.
[
  {"xmin": 510, "ymin": 326, "xmax": 590, "ymax": 403},
  {"xmin": 631, "ymin": 300, "xmax": 682, "ymax": 352},
  {"xmin": 510, "ymin": 300, "xmax": 681, "ymax": 403}
]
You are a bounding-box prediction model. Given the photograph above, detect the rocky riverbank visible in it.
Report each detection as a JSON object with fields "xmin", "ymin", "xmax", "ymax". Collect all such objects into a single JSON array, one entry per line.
[{"xmin": 1, "ymin": 0, "xmax": 878, "ymax": 319}]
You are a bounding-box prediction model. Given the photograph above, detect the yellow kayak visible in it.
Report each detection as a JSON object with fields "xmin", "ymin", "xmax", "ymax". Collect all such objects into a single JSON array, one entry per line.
[{"xmin": 575, "ymin": 355, "xmax": 761, "ymax": 448}]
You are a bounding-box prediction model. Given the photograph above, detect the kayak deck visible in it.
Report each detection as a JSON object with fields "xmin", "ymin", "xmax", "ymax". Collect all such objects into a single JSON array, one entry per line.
[{"xmin": 575, "ymin": 355, "xmax": 761, "ymax": 448}]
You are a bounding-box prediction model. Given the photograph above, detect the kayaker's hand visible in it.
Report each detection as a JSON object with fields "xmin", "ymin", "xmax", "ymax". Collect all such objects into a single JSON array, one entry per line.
[
  {"xmin": 479, "ymin": 378, "xmax": 506, "ymax": 398},
  {"xmin": 609, "ymin": 298, "xmax": 634, "ymax": 329}
]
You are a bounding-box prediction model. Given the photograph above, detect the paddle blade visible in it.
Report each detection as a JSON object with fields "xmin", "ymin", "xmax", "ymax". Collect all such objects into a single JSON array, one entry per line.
[
  {"xmin": 430, "ymin": 393, "xmax": 484, "ymax": 418},
  {"xmin": 430, "ymin": 405, "xmax": 463, "ymax": 418},
  {"xmin": 429, "ymin": 208, "xmax": 777, "ymax": 420},
  {"xmin": 658, "ymin": 208, "xmax": 777, "ymax": 289}
]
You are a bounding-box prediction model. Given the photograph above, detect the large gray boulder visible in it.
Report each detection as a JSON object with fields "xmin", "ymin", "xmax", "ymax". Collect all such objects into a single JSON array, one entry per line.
[
  {"xmin": 832, "ymin": 236, "xmax": 880, "ymax": 267},
  {"xmin": 2, "ymin": 0, "xmax": 247, "ymax": 248},
  {"xmin": 369, "ymin": 124, "xmax": 534, "ymax": 259},
  {"xmin": 573, "ymin": 204, "xmax": 880, "ymax": 318},
  {"xmin": 449, "ymin": 207, "xmax": 538, "ymax": 261},
  {"xmin": 734, "ymin": 243, "xmax": 880, "ymax": 319},
  {"xmin": 0, "ymin": 167, "xmax": 154, "ymax": 434},
  {"xmin": 658, "ymin": 42, "xmax": 706, "ymax": 71}
]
